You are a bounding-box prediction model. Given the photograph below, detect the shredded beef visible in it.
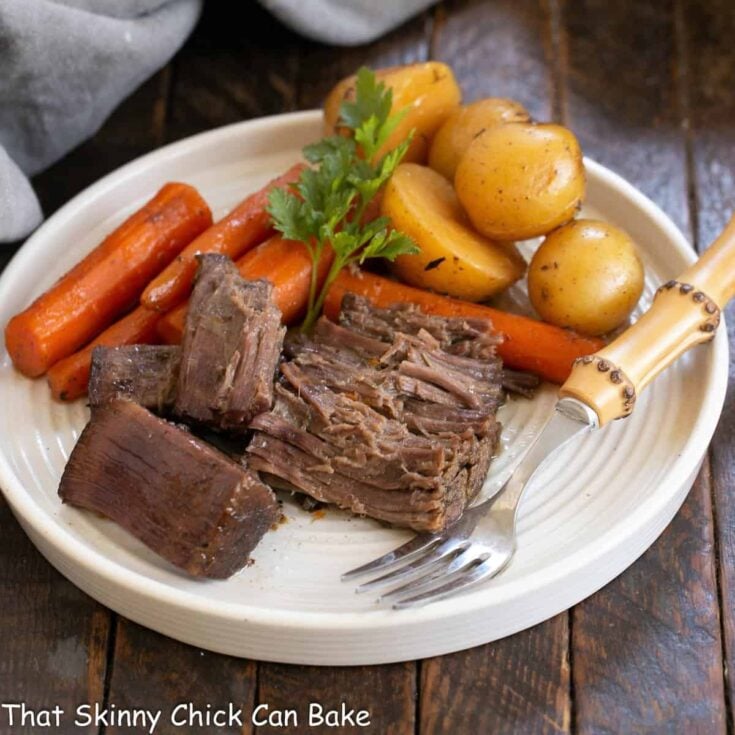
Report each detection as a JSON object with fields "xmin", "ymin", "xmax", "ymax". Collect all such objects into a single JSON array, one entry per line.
[{"xmin": 248, "ymin": 295, "xmax": 507, "ymax": 532}]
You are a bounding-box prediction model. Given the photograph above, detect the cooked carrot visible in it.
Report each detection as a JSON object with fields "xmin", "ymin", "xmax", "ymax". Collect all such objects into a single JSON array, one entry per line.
[
  {"xmin": 157, "ymin": 236, "xmax": 333, "ymax": 344},
  {"xmin": 5, "ymin": 183, "xmax": 211, "ymax": 378},
  {"xmin": 156, "ymin": 307, "xmax": 185, "ymax": 345},
  {"xmin": 141, "ymin": 163, "xmax": 306, "ymax": 313},
  {"xmin": 235, "ymin": 235, "xmax": 334, "ymax": 324},
  {"xmin": 324, "ymin": 269, "xmax": 604, "ymax": 384},
  {"xmin": 47, "ymin": 306, "xmax": 162, "ymax": 401}
]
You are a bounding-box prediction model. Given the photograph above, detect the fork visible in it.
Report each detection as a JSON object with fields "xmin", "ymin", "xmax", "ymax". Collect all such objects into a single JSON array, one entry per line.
[
  {"xmin": 341, "ymin": 416, "xmax": 574, "ymax": 609},
  {"xmin": 344, "ymin": 211, "xmax": 735, "ymax": 609},
  {"xmin": 342, "ymin": 493, "xmax": 514, "ymax": 610}
]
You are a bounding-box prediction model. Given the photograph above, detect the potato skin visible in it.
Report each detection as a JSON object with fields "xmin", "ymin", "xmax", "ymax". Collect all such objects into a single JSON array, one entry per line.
[
  {"xmin": 455, "ymin": 122, "xmax": 585, "ymax": 241},
  {"xmin": 528, "ymin": 219, "xmax": 644, "ymax": 336},
  {"xmin": 323, "ymin": 63, "xmax": 462, "ymax": 163},
  {"xmin": 428, "ymin": 98, "xmax": 530, "ymax": 180},
  {"xmin": 383, "ymin": 164, "xmax": 526, "ymax": 301}
]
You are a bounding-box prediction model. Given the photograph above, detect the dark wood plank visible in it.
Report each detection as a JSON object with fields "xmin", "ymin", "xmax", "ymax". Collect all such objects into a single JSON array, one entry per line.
[
  {"xmin": 432, "ymin": 0, "xmax": 557, "ymax": 120},
  {"xmin": 682, "ymin": 0, "xmax": 735, "ymax": 725},
  {"xmin": 0, "ymin": 247, "xmax": 17, "ymax": 275},
  {"xmin": 421, "ymin": 616, "xmax": 570, "ymax": 734},
  {"xmin": 167, "ymin": 2, "xmax": 303, "ymax": 141},
  {"xmin": 255, "ymin": 663, "xmax": 415, "ymax": 735},
  {"xmin": 560, "ymin": 0, "xmax": 689, "ymax": 233},
  {"xmin": 561, "ymin": 1, "xmax": 727, "ymax": 731},
  {"xmin": 106, "ymin": 621, "xmax": 256, "ymax": 735},
  {"xmin": 0, "ymin": 497, "xmax": 109, "ymax": 735},
  {"xmin": 419, "ymin": 3, "xmax": 572, "ymax": 734},
  {"xmin": 571, "ymin": 473, "xmax": 726, "ymax": 734}
]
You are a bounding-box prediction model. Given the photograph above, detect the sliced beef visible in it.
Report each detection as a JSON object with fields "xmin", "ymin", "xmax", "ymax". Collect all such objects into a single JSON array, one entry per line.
[
  {"xmin": 59, "ymin": 400, "xmax": 278, "ymax": 578},
  {"xmin": 88, "ymin": 345, "xmax": 180, "ymax": 412},
  {"xmin": 249, "ymin": 296, "xmax": 506, "ymax": 533},
  {"xmin": 175, "ymin": 254, "xmax": 285, "ymax": 431}
]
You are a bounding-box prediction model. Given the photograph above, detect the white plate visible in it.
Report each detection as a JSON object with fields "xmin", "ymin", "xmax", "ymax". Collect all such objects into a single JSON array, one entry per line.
[{"xmin": 0, "ymin": 111, "xmax": 728, "ymax": 665}]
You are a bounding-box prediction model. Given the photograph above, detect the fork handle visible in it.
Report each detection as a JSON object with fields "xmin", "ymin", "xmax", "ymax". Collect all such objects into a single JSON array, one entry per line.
[{"xmin": 559, "ymin": 212, "xmax": 735, "ymax": 426}]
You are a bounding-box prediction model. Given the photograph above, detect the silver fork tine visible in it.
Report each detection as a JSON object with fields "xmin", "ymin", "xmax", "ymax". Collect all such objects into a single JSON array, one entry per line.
[
  {"xmin": 378, "ymin": 546, "xmax": 488, "ymax": 602},
  {"xmin": 391, "ymin": 553, "xmax": 511, "ymax": 610},
  {"xmin": 341, "ymin": 534, "xmax": 441, "ymax": 581},
  {"xmin": 354, "ymin": 538, "xmax": 469, "ymax": 594}
]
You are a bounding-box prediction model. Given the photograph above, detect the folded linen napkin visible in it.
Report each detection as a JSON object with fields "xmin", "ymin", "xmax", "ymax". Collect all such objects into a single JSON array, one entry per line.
[{"xmin": 0, "ymin": 0, "xmax": 434, "ymax": 243}]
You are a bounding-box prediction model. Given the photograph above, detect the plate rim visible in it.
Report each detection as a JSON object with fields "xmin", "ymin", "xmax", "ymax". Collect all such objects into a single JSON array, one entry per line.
[{"xmin": 0, "ymin": 110, "xmax": 728, "ymax": 636}]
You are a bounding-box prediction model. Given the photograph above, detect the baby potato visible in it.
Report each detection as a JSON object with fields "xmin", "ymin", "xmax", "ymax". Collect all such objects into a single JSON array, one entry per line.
[
  {"xmin": 528, "ymin": 219, "xmax": 644, "ymax": 336},
  {"xmin": 455, "ymin": 122, "xmax": 585, "ymax": 241},
  {"xmin": 428, "ymin": 98, "xmax": 530, "ymax": 180},
  {"xmin": 324, "ymin": 63, "xmax": 462, "ymax": 163},
  {"xmin": 383, "ymin": 163, "xmax": 526, "ymax": 301}
]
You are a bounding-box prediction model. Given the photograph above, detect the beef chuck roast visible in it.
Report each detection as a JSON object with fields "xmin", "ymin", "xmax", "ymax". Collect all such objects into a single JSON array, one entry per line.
[
  {"xmin": 61, "ymin": 254, "xmax": 286, "ymax": 579},
  {"xmin": 175, "ymin": 254, "xmax": 285, "ymax": 431},
  {"xmin": 248, "ymin": 295, "xmax": 505, "ymax": 533},
  {"xmin": 88, "ymin": 345, "xmax": 180, "ymax": 412},
  {"xmin": 59, "ymin": 400, "xmax": 278, "ymax": 578}
]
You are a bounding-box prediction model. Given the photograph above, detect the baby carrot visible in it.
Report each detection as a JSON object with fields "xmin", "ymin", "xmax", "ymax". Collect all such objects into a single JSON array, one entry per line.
[
  {"xmin": 46, "ymin": 306, "xmax": 162, "ymax": 402},
  {"xmin": 157, "ymin": 236, "xmax": 333, "ymax": 343},
  {"xmin": 234, "ymin": 235, "xmax": 334, "ymax": 324},
  {"xmin": 323, "ymin": 269, "xmax": 604, "ymax": 384},
  {"xmin": 5, "ymin": 182, "xmax": 211, "ymax": 378},
  {"xmin": 141, "ymin": 163, "xmax": 306, "ymax": 313}
]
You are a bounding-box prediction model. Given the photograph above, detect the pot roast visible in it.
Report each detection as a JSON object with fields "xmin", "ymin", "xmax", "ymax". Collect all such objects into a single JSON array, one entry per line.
[
  {"xmin": 175, "ymin": 253, "xmax": 285, "ymax": 431},
  {"xmin": 60, "ymin": 256, "xmax": 286, "ymax": 578},
  {"xmin": 88, "ymin": 344, "xmax": 180, "ymax": 412},
  {"xmin": 60, "ymin": 255, "xmax": 523, "ymax": 573},
  {"xmin": 59, "ymin": 400, "xmax": 278, "ymax": 578},
  {"xmin": 248, "ymin": 294, "xmax": 506, "ymax": 532}
]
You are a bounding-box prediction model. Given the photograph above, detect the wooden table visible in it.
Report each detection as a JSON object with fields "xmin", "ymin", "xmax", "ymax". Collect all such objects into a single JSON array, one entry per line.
[{"xmin": 1, "ymin": 1, "xmax": 733, "ymax": 732}]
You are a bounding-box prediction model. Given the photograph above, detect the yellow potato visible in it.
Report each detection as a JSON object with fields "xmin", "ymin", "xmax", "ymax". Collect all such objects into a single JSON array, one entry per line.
[
  {"xmin": 383, "ymin": 164, "xmax": 526, "ymax": 301},
  {"xmin": 428, "ymin": 98, "xmax": 530, "ymax": 180},
  {"xmin": 324, "ymin": 63, "xmax": 462, "ymax": 163},
  {"xmin": 455, "ymin": 122, "xmax": 585, "ymax": 241},
  {"xmin": 528, "ymin": 219, "xmax": 644, "ymax": 336}
]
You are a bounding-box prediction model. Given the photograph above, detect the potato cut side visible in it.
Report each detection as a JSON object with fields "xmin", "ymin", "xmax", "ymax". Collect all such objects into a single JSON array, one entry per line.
[{"xmin": 383, "ymin": 164, "xmax": 526, "ymax": 302}]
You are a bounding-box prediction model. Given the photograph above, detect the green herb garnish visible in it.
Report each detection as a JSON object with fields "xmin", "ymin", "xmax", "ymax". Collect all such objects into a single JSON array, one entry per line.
[{"xmin": 267, "ymin": 67, "xmax": 419, "ymax": 331}]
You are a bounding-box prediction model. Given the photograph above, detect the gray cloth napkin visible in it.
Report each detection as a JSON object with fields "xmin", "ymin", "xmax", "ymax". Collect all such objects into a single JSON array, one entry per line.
[
  {"xmin": 0, "ymin": 0, "xmax": 434, "ymax": 244},
  {"xmin": 262, "ymin": 0, "xmax": 434, "ymax": 45}
]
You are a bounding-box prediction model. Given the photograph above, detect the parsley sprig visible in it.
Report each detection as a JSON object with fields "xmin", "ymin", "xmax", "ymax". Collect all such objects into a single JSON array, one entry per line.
[{"xmin": 267, "ymin": 67, "xmax": 419, "ymax": 331}]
